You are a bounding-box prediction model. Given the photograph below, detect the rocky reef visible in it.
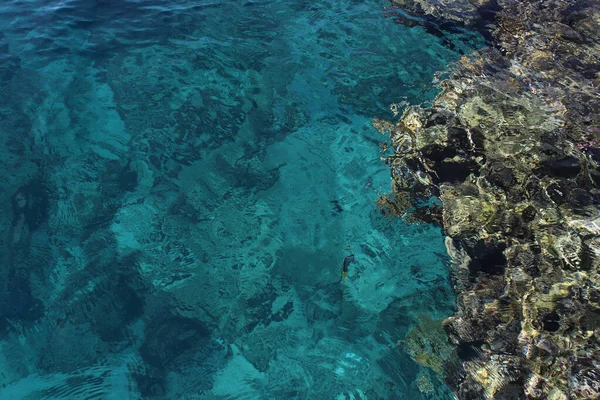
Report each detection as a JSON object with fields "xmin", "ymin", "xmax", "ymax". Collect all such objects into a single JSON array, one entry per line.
[{"xmin": 378, "ymin": 0, "xmax": 600, "ymax": 398}]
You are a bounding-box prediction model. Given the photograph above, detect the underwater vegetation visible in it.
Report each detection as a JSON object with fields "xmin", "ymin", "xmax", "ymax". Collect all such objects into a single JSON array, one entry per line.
[{"xmin": 382, "ymin": 0, "xmax": 600, "ymax": 398}]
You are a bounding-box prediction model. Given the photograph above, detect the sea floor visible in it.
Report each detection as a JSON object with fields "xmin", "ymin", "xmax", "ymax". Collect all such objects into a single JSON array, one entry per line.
[{"xmin": 0, "ymin": 0, "xmax": 482, "ymax": 398}]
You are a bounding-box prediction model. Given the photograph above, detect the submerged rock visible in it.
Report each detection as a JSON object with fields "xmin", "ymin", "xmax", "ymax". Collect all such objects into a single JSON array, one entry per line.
[{"xmin": 380, "ymin": 0, "xmax": 600, "ymax": 398}]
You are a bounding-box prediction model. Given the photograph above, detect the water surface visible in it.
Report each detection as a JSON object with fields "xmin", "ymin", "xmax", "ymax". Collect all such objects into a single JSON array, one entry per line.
[{"xmin": 0, "ymin": 0, "xmax": 482, "ymax": 398}]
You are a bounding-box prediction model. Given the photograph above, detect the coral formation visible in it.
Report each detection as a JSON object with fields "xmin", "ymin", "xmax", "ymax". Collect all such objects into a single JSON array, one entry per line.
[
  {"xmin": 402, "ymin": 315, "xmax": 457, "ymax": 375},
  {"xmin": 416, "ymin": 370, "xmax": 435, "ymax": 394},
  {"xmin": 381, "ymin": 0, "xmax": 600, "ymax": 397}
]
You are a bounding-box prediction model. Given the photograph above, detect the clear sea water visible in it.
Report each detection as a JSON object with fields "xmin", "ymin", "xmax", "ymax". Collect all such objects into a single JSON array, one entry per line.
[{"xmin": 0, "ymin": 0, "xmax": 482, "ymax": 398}]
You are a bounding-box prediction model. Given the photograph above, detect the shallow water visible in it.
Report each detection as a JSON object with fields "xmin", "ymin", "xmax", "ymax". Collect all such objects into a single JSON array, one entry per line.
[{"xmin": 0, "ymin": 0, "xmax": 482, "ymax": 398}]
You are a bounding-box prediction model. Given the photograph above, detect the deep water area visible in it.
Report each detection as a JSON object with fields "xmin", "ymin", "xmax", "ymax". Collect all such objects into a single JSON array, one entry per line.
[{"xmin": 0, "ymin": 0, "xmax": 483, "ymax": 398}]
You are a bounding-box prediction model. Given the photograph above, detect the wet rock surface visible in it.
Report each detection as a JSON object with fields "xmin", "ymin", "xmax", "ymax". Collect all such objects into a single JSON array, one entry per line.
[{"xmin": 380, "ymin": 0, "xmax": 600, "ymax": 398}]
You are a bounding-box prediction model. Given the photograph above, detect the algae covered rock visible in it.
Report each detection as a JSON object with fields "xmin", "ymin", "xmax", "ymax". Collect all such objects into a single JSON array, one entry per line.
[
  {"xmin": 402, "ymin": 315, "xmax": 458, "ymax": 375},
  {"xmin": 380, "ymin": 0, "xmax": 600, "ymax": 397}
]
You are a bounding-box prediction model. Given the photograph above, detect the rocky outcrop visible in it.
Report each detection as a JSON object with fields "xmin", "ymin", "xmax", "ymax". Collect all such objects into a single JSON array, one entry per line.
[{"xmin": 378, "ymin": 0, "xmax": 600, "ymax": 398}]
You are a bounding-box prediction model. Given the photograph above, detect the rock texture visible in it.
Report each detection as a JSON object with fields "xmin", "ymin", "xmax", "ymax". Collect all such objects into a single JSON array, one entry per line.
[{"xmin": 379, "ymin": 0, "xmax": 600, "ymax": 398}]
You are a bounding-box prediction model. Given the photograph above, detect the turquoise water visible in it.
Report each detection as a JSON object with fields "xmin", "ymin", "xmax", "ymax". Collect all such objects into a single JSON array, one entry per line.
[{"xmin": 0, "ymin": 0, "xmax": 482, "ymax": 398}]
